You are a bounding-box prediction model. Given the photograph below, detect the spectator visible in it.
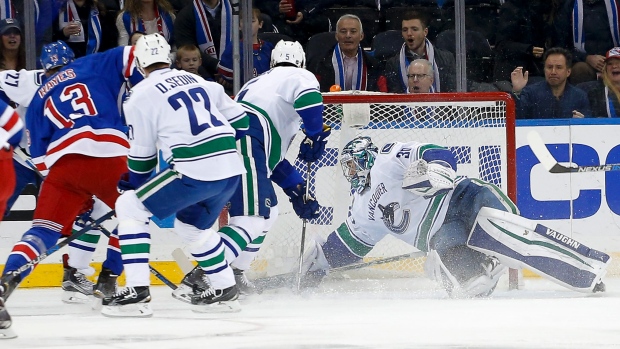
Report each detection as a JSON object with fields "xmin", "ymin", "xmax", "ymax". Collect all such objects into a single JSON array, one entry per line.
[
  {"xmin": 116, "ymin": 0, "xmax": 175, "ymax": 46},
  {"xmin": 511, "ymin": 47, "xmax": 591, "ymax": 119},
  {"xmin": 55, "ymin": 0, "xmax": 118, "ymax": 57},
  {"xmin": 384, "ymin": 10, "xmax": 456, "ymax": 93},
  {"xmin": 174, "ymin": 0, "xmax": 232, "ymax": 80},
  {"xmin": 554, "ymin": 0, "xmax": 620, "ymax": 84},
  {"xmin": 175, "ymin": 44, "xmax": 209, "ymax": 79},
  {"xmin": 217, "ymin": 7, "xmax": 274, "ymax": 91},
  {"xmin": 493, "ymin": 0, "xmax": 560, "ymax": 83},
  {"xmin": 587, "ymin": 47, "xmax": 620, "ymax": 117},
  {"xmin": 257, "ymin": 0, "xmax": 331, "ymax": 46},
  {"xmin": 310, "ymin": 14, "xmax": 382, "ymax": 92},
  {"xmin": 0, "ymin": 18, "xmax": 23, "ymax": 71},
  {"xmin": 407, "ymin": 58, "xmax": 434, "ymax": 93}
]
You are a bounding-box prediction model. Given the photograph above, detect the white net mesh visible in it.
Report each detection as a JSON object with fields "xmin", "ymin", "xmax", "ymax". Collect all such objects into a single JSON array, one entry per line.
[{"xmin": 247, "ymin": 92, "xmax": 515, "ymax": 279}]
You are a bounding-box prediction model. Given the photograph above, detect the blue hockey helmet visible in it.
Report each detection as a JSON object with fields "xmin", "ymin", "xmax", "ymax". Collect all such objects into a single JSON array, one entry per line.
[
  {"xmin": 40, "ymin": 40, "xmax": 75, "ymax": 72},
  {"xmin": 340, "ymin": 136, "xmax": 378, "ymax": 193}
]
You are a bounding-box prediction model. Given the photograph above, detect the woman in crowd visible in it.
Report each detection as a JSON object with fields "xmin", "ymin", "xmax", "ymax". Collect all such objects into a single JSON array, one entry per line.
[
  {"xmin": 116, "ymin": 0, "xmax": 175, "ymax": 46},
  {"xmin": 588, "ymin": 47, "xmax": 620, "ymax": 118}
]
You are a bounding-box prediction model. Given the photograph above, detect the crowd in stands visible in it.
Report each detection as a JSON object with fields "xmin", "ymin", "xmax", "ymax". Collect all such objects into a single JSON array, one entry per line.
[{"xmin": 1, "ymin": 0, "xmax": 620, "ymax": 119}]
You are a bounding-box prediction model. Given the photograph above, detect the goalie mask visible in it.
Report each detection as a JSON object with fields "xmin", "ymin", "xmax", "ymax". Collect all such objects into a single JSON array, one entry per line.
[
  {"xmin": 270, "ymin": 40, "xmax": 306, "ymax": 69},
  {"xmin": 340, "ymin": 136, "xmax": 378, "ymax": 193}
]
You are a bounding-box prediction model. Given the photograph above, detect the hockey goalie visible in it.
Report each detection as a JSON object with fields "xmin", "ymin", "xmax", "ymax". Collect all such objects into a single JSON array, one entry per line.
[{"xmin": 301, "ymin": 136, "xmax": 609, "ymax": 297}]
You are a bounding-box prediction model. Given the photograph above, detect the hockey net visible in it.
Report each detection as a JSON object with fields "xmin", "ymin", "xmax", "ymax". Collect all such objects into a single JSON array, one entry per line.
[{"xmin": 246, "ymin": 92, "xmax": 516, "ymax": 282}]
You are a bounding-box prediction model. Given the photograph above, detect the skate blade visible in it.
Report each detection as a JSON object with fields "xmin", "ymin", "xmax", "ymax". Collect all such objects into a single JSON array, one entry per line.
[
  {"xmin": 62, "ymin": 291, "xmax": 93, "ymax": 304},
  {"xmin": 171, "ymin": 285, "xmax": 193, "ymax": 304},
  {"xmin": 0, "ymin": 328, "xmax": 17, "ymax": 339},
  {"xmin": 101, "ymin": 303, "xmax": 153, "ymax": 318},
  {"xmin": 91, "ymin": 297, "xmax": 103, "ymax": 311},
  {"xmin": 191, "ymin": 300, "xmax": 241, "ymax": 314}
]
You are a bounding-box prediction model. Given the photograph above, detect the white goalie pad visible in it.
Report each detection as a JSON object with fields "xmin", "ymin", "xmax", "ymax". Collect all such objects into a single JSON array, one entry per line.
[{"xmin": 467, "ymin": 207, "xmax": 610, "ymax": 293}]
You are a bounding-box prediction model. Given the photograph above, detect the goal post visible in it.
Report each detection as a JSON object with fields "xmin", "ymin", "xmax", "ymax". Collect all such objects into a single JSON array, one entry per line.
[{"xmin": 242, "ymin": 92, "xmax": 518, "ymax": 287}]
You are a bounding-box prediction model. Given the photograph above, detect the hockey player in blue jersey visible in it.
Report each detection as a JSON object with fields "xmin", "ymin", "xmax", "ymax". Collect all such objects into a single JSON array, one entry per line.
[
  {"xmin": 300, "ymin": 136, "xmax": 609, "ymax": 297},
  {"xmin": 0, "ymin": 43, "xmax": 139, "ymax": 338},
  {"xmin": 101, "ymin": 34, "xmax": 250, "ymax": 317}
]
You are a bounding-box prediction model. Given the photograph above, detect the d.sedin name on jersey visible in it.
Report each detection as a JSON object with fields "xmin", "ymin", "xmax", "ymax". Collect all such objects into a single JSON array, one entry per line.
[{"xmin": 155, "ymin": 74, "xmax": 199, "ymax": 94}]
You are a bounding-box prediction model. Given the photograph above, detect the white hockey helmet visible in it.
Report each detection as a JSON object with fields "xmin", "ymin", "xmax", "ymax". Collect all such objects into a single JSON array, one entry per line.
[
  {"xmin": 270, "ymin": 40, "xmax": 306, "ymax": 69},
  {"xmin": 134, "ymin": 33, "xmax": 171, "ymax": 75}
]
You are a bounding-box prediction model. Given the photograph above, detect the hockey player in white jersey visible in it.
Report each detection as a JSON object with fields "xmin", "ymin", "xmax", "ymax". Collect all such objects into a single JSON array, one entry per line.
[
  {"xmin": 300, "ymin": 136, "xmax": 609, "ymax": 297},
  {"xmin": 101, "ymin": 34, "xmax": 250, "ymax": 317},
  {"xmin": 172, "ymin": 40, "xmax": 330, "ymax": 299}
]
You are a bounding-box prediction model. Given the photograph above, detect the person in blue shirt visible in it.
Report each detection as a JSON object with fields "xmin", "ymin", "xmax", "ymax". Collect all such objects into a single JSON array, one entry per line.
[{"xmin": 511, "ymin": 47, "xmax": 591, "ymax": 119}]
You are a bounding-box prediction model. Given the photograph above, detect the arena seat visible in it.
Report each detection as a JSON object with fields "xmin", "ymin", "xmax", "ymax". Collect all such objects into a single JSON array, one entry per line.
[
  {"xmin": 305, "ymin": 31, "xmax": 337, "ymax": 73},
  {"xmin": 434, "ymin": 29, "xmax": 494, "ymax": 83},
  {"xmin": 324, "ymin": 6, "xmax": 380, "ymax": 48}
]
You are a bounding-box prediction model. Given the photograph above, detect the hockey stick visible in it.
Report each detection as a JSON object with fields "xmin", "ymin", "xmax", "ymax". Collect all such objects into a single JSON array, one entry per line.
[
  {"xmin": 253, "ymin": 250, "xmax": 427, "ymax": 291},
  {"xmin": 95, "ymin": 223, "xmax": 178, "ymax": 290},
  {"xmin": 172, "ymin": 248, "xmax": 196, "ymax": 275},
  {"xmin": 295, "ymin": 162, "xmax": 311, "ymax": 292},
  {"xmin": 527, "ymin": 131, "xmax": 620, "ymax": 173},
  {"xmin": 2, "ymin": 210, "xmax": 116, "ymax": 287}
]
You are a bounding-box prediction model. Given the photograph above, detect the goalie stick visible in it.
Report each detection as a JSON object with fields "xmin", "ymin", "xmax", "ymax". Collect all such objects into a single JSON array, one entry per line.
[
  {"xmin": 528, "ymin": 131, "xmax": 620, "ymax": 173},
  {"xmin": 252, "ymin": 250, "xmax": 427, "ymax": 291}
]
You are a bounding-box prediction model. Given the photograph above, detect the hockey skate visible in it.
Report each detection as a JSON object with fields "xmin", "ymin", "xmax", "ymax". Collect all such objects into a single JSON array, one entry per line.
[
  {"xmin": 171, "ymin": 266, "xmax": 210, "ymax": 304},
  {"xmin": 93, "ymin": 268, "xmax": 118, "ymax": 299},
  {"xmin": 62, "ymin": 266, "xmax": 95, "ymax": 304},
  {"xmin": 0, "ymin": 280, "xmax": 17, "ymax": 340},
  {"xmin": 190, "ymin": 284, "xmax": 241, "ymax": 313},
  {"xmin": 101, "ymin": 286, "xmax": 152, "ymax": 317},
  {"xmin": 593, "ymin": 281, "xmax": 606, "ymax": 293},
  {"xmin": 234, "ymin": 268, "xmax": 262, "ymax": 296}
]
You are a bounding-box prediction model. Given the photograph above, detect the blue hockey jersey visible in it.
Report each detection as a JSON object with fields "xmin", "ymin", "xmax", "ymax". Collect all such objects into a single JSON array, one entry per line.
[{"xmin": 26, "ymin": 46, "xmax": 136, "ymax": 175}]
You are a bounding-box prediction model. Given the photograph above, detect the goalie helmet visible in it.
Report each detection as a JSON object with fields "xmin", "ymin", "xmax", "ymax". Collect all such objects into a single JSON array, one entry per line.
[
  {"xmin": 270, "ymin": 40, "xmax": 305, "ymax": 69},
  {"xmin": 340, "ymin": 136, "xmax": 378, "ymax": 193},
  {"xmin": 134, "ymin": 33, "xmax": 171, "ymax": 76},
  {"xmin": 40, "ymin": 41, "xmax": 75, "ymax": 72}
]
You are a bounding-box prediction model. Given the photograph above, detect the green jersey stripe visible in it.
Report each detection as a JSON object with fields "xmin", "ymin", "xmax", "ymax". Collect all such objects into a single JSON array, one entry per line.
[
  {"xmin": 239, "ymin": 137, "xmax": 257, "ymax": 215},
  {"xmin": 136, "ymin": 168, "xmax": 177, "ymax": 200},
  {"xmin": 128, "ymin": 156, "xmax": 158, "ymax": 174},
  {"xmin": 469, "ymin": 178, "xmax": 519, "ymax": 214},
  {"xmin": 417, "ymin": 144, "xmax": 446, "ymax": 159},
  {"xmin": 220, "ymin": 226, "xmax": 249, "ymax": 251},
  {"xmin": 294, "ymin": 91, "xmax": 322, "ymax": 110},
  {"xmin": 120, "ymin": 243, "xmax": 150, "ymax": 255},
  {"xmin": 171, "ymin": 135, "xmax": 236, "ymax": 160},
  {"xmin": 197, "ymin": 252, "xmax": 226, "ymax": 268},
  {"xmin": 416, "ymin": 193, "xmax": 447, "ymax": 252},
  {"xmin": 336, "ymin": 222, "xmax": 373, "ymax": 257},
  {"xmin": 239, "ymin": 101, "xmax": 282, "ymax": 170}
]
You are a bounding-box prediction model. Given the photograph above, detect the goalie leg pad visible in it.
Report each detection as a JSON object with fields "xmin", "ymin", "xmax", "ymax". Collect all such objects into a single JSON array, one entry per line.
[{"xmin": 468, "ymin": 207, "xmax": 610, "ymax": 293}]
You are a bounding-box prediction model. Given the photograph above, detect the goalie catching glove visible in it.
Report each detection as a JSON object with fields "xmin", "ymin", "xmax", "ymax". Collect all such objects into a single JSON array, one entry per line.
[
  {"xmin": 402, "ymin": 159, "xmax": 456, "ymax": 197},
  {"xmin": 298, "ymin": 124, "xmax": 331, "ymax": 162},
  {"xmin": 283, "ymin": 182, "xmax": 320, "ymax": 220}
]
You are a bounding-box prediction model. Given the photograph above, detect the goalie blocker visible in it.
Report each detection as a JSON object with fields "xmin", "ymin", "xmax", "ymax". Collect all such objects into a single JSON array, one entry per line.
[{"xmin": 468, "ymin": 207, "xmax": 609, "ymax": 293}]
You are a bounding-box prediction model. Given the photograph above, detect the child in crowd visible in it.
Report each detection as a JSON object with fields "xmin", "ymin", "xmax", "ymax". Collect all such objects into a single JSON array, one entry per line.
[
  {"xmin": 217, "ymin": 8, "xmax": 274, "ymax": 92},
  {"xmin": 175, "ymin": 44, "xmax": 210, "ymax": 79}
]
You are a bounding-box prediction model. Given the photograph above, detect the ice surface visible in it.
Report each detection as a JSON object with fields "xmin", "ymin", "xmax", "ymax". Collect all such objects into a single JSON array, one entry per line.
[{"xmin": 2, "ymin": 276, "xmax": 619, "ymax": 349}]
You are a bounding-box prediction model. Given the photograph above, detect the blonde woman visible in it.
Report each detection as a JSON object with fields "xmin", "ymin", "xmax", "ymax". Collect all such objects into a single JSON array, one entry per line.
[{"xmin": 116, "ymin": 0, "xmax": 175, "ymax": 46}]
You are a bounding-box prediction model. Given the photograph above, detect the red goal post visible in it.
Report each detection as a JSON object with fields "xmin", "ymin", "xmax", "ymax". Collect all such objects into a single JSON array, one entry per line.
[{"xmin": 226, "ymin": 92, "xmax": 518, "ymax": 287}]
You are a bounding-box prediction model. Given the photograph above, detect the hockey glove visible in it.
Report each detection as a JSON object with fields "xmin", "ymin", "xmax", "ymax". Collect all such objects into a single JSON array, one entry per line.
[
  {"xmin": 117, "ymin": 172, "xmax": 137, "ymax": 194},
  {"xmin": 298, "ymin": 124, "xmax": 331, "ymax": 163},
  {"xmin": 283, "ymin": 183, "xmax": 320, "ymax": 220},
  {"xmin": 402, "ymin": 159, "xmax": 456, "ymax": 198}
]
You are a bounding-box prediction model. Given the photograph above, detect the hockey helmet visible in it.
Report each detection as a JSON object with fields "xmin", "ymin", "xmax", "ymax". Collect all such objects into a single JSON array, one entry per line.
[
  {"xmin": 40, "ymin": 40, "xmax": 75, "ymax": 72},
  {"xmin": 134, "ymin": 33, "xmax": 171, "ymax": 75},
  {"xmin": 340, "ymin": 136, "xmax": 378, "ymax": 193},
  {"xmin": 270, "ymin": 40, "xmax": 305, "ymax": 69}
]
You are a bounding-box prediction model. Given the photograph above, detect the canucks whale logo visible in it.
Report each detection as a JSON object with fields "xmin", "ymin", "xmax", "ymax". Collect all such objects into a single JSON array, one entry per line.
[{"xmin": 378, "ymin": 202, "xmax": 410, "ymax": 234}]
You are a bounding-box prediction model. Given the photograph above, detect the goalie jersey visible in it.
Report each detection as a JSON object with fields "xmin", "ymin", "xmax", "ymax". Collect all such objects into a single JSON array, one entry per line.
[
  {"xmin": 234, "ymin": 66, "xmax": 323, "ymax": 171},
  {"xmin": 347, "ymin": 141, "xmax": 463, "ymax": 252},
  {"xmin": 25, "ymin": 46, "xmax": 135, "ymax": 175}
]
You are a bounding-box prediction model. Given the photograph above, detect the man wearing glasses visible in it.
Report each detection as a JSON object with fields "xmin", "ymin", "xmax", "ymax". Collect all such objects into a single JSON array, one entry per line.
[{"xmin": 407, "ymin": 59, "xmax": 434, "ymax": 93}]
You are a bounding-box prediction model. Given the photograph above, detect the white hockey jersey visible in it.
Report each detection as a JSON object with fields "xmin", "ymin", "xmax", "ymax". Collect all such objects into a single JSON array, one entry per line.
[
  {"xmin": 123, "ymin": 68, "xmax": 248, "ymax": 181},
  {"xmin": 234, "ymin": 66, "xmax": 323, "ymax": 171},
  {"xmin": 0, "ymin": 69, "xmax": 44, "ymax": 166},
  {"xmin": 347, "ymin": 141, "xmax": 464, "ymax": 252}
]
